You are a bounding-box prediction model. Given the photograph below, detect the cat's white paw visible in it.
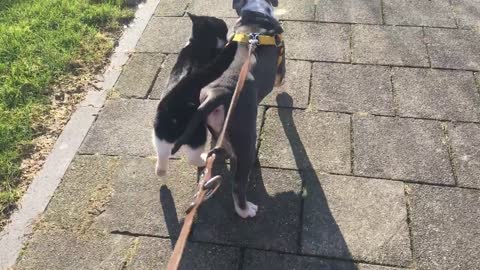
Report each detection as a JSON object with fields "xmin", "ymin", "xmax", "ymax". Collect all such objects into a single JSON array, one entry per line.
[
  {"xmin": 155, "ymin": 163, "xmax": 167, "ymax": 177},
  {"xmin": 234, "ymin": 201, "xmax": 258, "ymax": 218}
]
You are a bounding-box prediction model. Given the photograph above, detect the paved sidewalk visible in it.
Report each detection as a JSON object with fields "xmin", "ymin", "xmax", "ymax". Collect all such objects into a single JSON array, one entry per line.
[{"xmin": 12, "ymin": 0, "xmax": 480, "ymax": 269}]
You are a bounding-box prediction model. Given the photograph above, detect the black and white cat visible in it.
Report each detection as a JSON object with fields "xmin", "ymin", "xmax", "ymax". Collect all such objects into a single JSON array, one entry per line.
[
  {"xmin": 163, "ymin": 13, "xmax": 229, "ymax": 94},
  {"xmin": 152, "ymin": 14, "xmax": 236, "ymax": 176}
]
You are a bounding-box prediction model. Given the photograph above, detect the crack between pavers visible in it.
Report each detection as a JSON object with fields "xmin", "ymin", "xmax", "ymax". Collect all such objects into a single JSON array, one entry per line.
[
  {"xmin": 277, "ymin": 18, "xmax": 459, "ymax": 30},
  {"xmin": 380, "ymin": 0, "xmax": 385, "ymax": 24},
  {"xmin": 422, "ymin": 27, "xmax": 432, "ymax": 68},
  {"xmin": 389, "ymin": 67, "xmax": 399, "ymax": 116},
  {"xmin": 441, "ymin": 122, "xmax": 459, "ymax": 186},
  {"xmin": 403, "ymin": 184, "xmax": 417, "ymax": 269},
  {"xmin": 145, "ymin": 54, "xmax": 168, "ymax": 99},
  {"xmin": 237, "ymin": 248, "xmax": 246, "ymax": 270},
  {"xmin": 283, "ymin": 58, "xmax": 479, "ymax": 73}
]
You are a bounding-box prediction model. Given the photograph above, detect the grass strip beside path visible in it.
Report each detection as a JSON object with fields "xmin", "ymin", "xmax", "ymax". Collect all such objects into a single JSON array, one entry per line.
[{"xmin": 0, "ymin": 0, "xmax": 133, "ymax": 225}]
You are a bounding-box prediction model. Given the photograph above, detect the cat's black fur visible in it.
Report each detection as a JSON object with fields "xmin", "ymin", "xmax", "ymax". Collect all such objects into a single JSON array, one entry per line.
[
  {"xmin": 154, "ymin": 42, "xmax": 238, "ymax": 147},
  {"xmin": 152, "ymin": 14, "xmax": 233, "ymax": 176},
  {"xmin": 164, "ymin": 13, "xmax": 229, "ymax": 92}
]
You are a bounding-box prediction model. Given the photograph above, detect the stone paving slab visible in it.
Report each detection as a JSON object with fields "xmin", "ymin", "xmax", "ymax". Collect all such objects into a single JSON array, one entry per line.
[
  {"xmin": 383, "ymin": 0, "xmax": 456, "ymax": 28},
  {"xmin": 243, "ymin": 250, "xmax": 408, "ymax": 270},
  {"xmin": 448, "ymin": 123, "xmax": 480, "ymax": 189},
  {"xmin": 425, "ymin": 28, "xmax": 480, "ymax": 70},
  {"xmin": 80, "ymin": 99, "xmax": 158, "ymax": 156},
  {"xmin": 302, "ymin": 172, "xmax": 412, "ymax": 266},
  {"xmin": 282, "ymin": 21, "xmax": 350, "ymax": 62},
  {"xmin": 40, "ymin": 155, "xmax": 121, "ymax": 231},
  {"xmin": 392, "ymin": 68, "xmax": 480, "ymax": 121},
  {"xmin": 275, "ymin": 0, "xmax": 315, "ymax": 21},
  {"xmin": 316, "ymin": 0, "xmax": 382, "ymax": 24},
  {"xmin": 451, "ymin": 0, "xmax": 480, "ymax": 28},
  {"xmin": 93, "ymin": 157, "xmax": 197, "ymax": 237},
  {"xmin": 15, "ymin": 229, "xmax": 131, "ymax": 270},
  {"xmin": 188, "ymin": 0, "xmax": 237, "ymax": 18},
  {"xmin": 353, "ymin": 115, "xmax": 454, "ymax": 184},
  {"xmin": 127, "ymin": 238, "xmax": 240, "ymax": 269},
  {"xmin": 260, "ymin": 60, "xmax": 311, "ymax": 108},
  {"xmin": 40, "ymin": 155, "xmax": 198, "ymax": 237},
  {"xmin": 149, "ymin": 53, "xmax": 178, "ymax": 99},
  {"xmin": 115, "ymin": 53, "xmax": 165, "ymax": 98},
  {"xmin": 352, "ymin": 25, "xmax": 429, "ymax": 67},
  {"xmin": 407, "ymin": 184, "xmax": 480, "ymax": 270},
  {"xmin": 311, "ymin": 63, "xmax": 394, "ymax": 115},
  {"xmin": 258, "ymin": 108, "xmax": 351, "ymax": 173},
  {"xmin": 136, "ymin": 17, "xmax": 191, "ymax": 53},
  {"xmin": 192, "ymin": 166, "xmax": 302, "ymax": 253},
  {"xmin": 154, "ymin": 0, "xmax": 190, "ymax": 16}
]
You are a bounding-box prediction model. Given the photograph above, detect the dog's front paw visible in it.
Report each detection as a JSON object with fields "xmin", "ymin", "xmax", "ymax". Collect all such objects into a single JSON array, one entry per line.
[{"xmin": 234, "ymin": 201, "xmax": 258, "ymax": 218}]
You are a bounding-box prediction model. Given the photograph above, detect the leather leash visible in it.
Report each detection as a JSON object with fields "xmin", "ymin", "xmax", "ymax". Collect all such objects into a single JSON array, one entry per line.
[{"xmin": 166, "ymin": 41, "xmax": 255, "ymax": 270}]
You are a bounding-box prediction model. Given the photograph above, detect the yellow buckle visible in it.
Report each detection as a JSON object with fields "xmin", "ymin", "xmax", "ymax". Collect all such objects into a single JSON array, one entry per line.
[{"xmin": 232, "ymin": 33, "xmax": 283, "ymax": 47}]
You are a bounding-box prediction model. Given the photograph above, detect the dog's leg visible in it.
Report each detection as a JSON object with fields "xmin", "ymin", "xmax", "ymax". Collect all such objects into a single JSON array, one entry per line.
[
  {"xmin": 152, "ymin": 132, "xmax": 173, "ymax": 177},
  {"xmin": 232, "ymin": 152, "xmax": 258, "ymax": 218}
]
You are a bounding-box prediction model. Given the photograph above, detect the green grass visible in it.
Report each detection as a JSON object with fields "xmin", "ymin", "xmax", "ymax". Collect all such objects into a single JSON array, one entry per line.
[{"xmin": 0, "ymin": 0, "xmax": 133, "ymax": 222}]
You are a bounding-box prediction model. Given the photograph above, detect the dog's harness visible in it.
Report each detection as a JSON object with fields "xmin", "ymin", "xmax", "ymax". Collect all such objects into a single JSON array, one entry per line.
[
  {"xmin": 166, "ymin": 32, "xmax": 284, "ymax": 270},
  {"xmin": 232, "ymin": 32, "xmax": 285, "ymax": 69}
]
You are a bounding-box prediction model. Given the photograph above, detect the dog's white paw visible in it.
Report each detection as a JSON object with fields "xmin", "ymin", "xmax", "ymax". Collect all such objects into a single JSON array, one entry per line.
[{"xmin": 234, "ymin": 201, "xmax": 258, "ymax": 218}]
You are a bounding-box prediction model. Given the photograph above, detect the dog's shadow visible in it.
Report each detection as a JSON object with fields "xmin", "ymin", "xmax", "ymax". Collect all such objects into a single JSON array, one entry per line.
[{"xmin": 159, "ymin": 93, "xmax": 356, "ymax": 268}]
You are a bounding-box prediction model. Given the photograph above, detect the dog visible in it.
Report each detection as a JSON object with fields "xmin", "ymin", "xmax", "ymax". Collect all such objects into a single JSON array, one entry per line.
[
  {"xmin": 152, "ymin": 14, "xmax": 233, "ymax": 177},
  {"xmin": 171, "ymin": 0, "xmax": 286, "ymax": 218}
]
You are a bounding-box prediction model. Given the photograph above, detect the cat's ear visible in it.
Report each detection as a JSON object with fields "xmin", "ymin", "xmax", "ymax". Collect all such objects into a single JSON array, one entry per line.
[
  {"xmin": 187, "ymin": 12, "xmax": 197, "ymax": 23},
  {"xmin": 269, "ymin": 0, "xmax": 278, "ymax": 7}
]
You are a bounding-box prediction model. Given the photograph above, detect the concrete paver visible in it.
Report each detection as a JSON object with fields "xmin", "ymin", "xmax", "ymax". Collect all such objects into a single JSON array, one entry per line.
[
  {"xmin": 383, "ymin": 0, "xmax": 456, "ymax": 28},
  {"xmin": 192, "ymin": 167, "xmax": 302, "ymax": 253},
  {"xmin": 282, "ymin": 21, "xmax": 350, "ymax": 62},
  {"xmin": 261, "ymin": 60, "xmax": 311, "ymax": 108},
  {"xmin": 408, "ymin": 184, "xmax": 480, "ymax": 270},
  {"xmin": 115, "ymin": 53, "xmax": 165, "ymax": 98},
  {"xmin": 449, "ymin": 123, "xmax": 480, "ymax": 189},
  {"xmin": 127, "ymin": 238, "xmax": 240, "ymax": 270},
  {"xmin": 425, "ymin": 28, "xmax": 480, "ymax": 70},
  {"xmin": 243, "ymin": 249, "xmax": 408, "ymax": 270},
  {"xmin": 276, "ymin": 0, "xmax": 315, "ymax": 21},
  {"xmin": 258, "ymin": 108, "xmax": 351, "ymax": 173},
  {"xmin": 93, "ymin": 157, "xmax": 198, "ymax": 237},
  {"xmin": 154, "ymin": 0, "xmax": 190, "ymax": 17},
  {"xmin": 302, "ymin": 173, "xmax": 412, "ymax": 266},
  {"xmin": 80, "ymin": 99, "xmax": 157, "ymax": 156},
  {"xmin": 353, "ymin": 115, "xmax": 454, "ymax": 184},
  {"xmin": 8, "ymin": 0, "xmax": 480, "ymax": 269},
  {"xmin": 149, "ymin": 54, "xmax": 178, "ymax": 99},
  {"xmin": 136, "ymin": 17, "xmax": 191, "ymax": 53},
  {"xmin": 316, "ymin": 0, "xmax": 382, "ymax": 24},
  {"xmin": 311, "ymin": 63, "xmax": 394, "ymax": 115},
  {"xmin": 451, "ymin": 0, "xmax": 480, "ymax": 28},
  {"xmin": 188, "ymin": 0, "xmax": 237, "ymax": 18},
  {"xmin": 352, "ymin": 25, "xmax": 429, "ymax": 67},
  {"xmin": 392, "ymin": 68, "xmax": 480, "ymax": 121},
  {"xmin": 15, "ymin": 230, "xmax": 131, "ymax": 270}
]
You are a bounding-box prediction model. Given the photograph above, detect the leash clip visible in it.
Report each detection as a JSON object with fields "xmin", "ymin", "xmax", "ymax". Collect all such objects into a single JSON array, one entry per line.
[{"xmin": 248, "ymin": 33, "xmax": 259, "ymax": 47}]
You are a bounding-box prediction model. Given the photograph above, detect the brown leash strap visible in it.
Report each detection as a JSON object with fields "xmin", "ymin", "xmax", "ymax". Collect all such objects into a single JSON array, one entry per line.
[{"xmin": 166, "ymin": 43, "xmax": 255, "ymax": 270}]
